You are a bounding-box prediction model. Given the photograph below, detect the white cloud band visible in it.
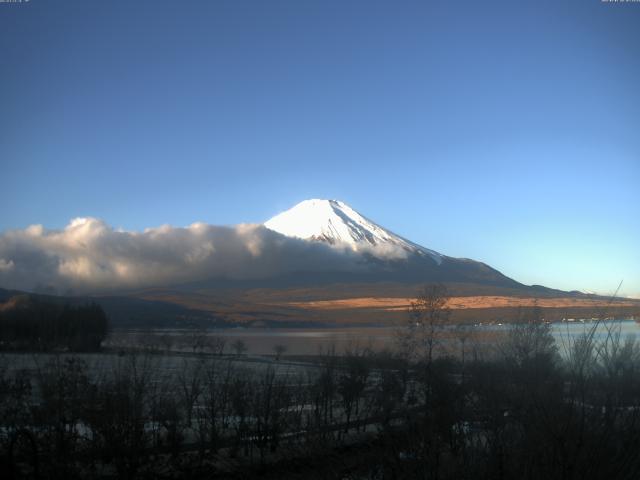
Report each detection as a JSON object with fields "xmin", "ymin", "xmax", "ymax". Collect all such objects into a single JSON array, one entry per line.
[{"xmin": 0, "ymin": 217, "xmax": 389, "ymax": 294}]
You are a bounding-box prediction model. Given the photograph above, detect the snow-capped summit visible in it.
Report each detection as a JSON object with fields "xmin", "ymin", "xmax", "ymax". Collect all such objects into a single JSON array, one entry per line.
[{"xmin": 264, "ymin": 199, "xmax": 443, "ymax": 264}]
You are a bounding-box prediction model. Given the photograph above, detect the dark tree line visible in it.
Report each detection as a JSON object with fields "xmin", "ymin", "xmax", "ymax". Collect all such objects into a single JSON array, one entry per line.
[
  {"xmin": 2, "ymin": 336, "xmax": 640, "ymax": 479},
  {"xmin": 0, "ymin": 296, "xmax": 109, "ymax": 351}
]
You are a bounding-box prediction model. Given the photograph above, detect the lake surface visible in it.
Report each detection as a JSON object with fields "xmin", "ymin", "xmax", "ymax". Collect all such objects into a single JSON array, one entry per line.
[{"xmin": 116, "ymin": 319, "xmax": 640, "ymax": 356}]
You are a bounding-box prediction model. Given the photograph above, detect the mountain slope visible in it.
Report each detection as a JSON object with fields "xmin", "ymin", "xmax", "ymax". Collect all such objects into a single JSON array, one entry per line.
[{"xmin": 263, "ymin": 199, "xmax": 520, "ymax": 288}]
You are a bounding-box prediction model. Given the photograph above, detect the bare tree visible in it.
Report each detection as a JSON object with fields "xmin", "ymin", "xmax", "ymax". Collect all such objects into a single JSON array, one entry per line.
[
  {"xmin": 314, "ymin": 346, "xmax": 338, "ymax": 434},
  {"xmin": 198, "ymin": 359, "xmax": 235, "ymax": 454},
  {"xmin": 454, "ymin": 323, "xmax": 474, "ymax": 380},
  {"xmin": 251, "ymin": 366, "xmax": 289, "ymax": 462},
  {"xmin": 500, "ymin": 305, "xmax": 557, "ymax": 370},
  {"xmin": 188, "ymin": 328, "xmax": 208, "ymax": 355},
  {"xmin": 338, "ymin": 347, "xmax": 370, "ymax": 433},
  {"xmin": 206, "ymin": 335, "xmax": 226, "ymax": 356},
  {"xmin": 158, "ymin": 333, "xmax": 173, "ymax": 354},
  {"xmin": 231, "ymin": 339, "xmax": 248, "ymax": 357},
  {"xmin": 398, "ymin": 284, "xmax": 450, "ymax": 365},
  {"xmin": 273, "ymin": 344, "xmax": 287, "ymax": 361},
  {"xmin": 177, "ymin": 358, "xmax": 204, "ymax": 427},
  {"xmin": 84, "ymin": 353, "xmax": 157, "ymax": 479},
  {"xmin": 33, "ymin": 355, "xmax": 90, "ymax": 477}
]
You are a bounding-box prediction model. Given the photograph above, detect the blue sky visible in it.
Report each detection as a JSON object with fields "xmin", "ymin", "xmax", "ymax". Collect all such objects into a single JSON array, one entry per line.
[{"xmin": 1, "ymin": 0, "xmax": 638, "ymax": 297}]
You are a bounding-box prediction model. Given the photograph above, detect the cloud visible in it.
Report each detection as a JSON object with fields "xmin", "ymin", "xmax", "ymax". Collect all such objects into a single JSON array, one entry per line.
[
  {"xmin": 0, "ymin": 218, "xmax": 376, "ymax": 294},
  {"xmin": 0, "ymin": 259, "xmax": 14, "ymax": 272}
]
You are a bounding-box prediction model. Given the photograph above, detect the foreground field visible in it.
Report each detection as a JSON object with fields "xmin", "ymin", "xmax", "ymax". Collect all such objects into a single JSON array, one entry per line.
[{"xmin": 3, "ymin": 320, "xmax": 640, "ymax": 479}]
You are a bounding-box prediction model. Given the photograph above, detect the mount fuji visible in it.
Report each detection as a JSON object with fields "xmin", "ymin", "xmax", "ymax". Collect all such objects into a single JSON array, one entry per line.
[
  {"xmin": 262, "ymin": 199, "xmax": 520, "ymax": 288},
  {"xmin": 126, "ymin": 198, "xmax": 608, "ymax": 327}
]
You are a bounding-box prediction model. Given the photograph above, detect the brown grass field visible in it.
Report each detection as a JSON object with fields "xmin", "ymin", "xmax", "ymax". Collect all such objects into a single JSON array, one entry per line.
[{"xmin": 284, "ymin": 295, "xmax": 640, "ymax": 311}]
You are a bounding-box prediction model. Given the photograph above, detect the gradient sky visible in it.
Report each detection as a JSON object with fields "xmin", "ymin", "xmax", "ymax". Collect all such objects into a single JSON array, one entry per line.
[{"xmin": 1, "ymin": 0, "xmax": 638, "ymax": 297}]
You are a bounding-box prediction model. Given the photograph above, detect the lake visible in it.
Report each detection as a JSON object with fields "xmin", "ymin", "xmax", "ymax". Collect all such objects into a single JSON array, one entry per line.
[{"xmin": 112, "ymin": 319, "xmax": 640, "ymax": 356}]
